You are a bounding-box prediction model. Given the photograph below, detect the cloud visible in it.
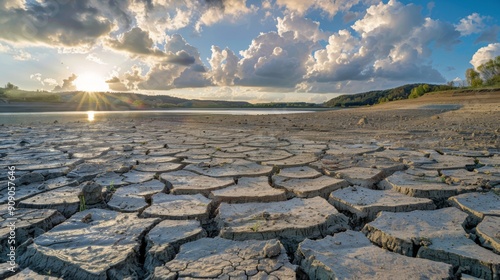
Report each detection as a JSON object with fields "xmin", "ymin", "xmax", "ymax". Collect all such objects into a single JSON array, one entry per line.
[
  {"xmin": 53, "ymin": 74, "xmax": 78, "ymax": 92},
  {"xmin": 123, "ymin": 66, "xmax": 145, "ymax": 90},
  {"xmin": 0, "ymin": 42, "xmax": 35, "ymax": 60},
  {"xmin": 209, "ymin": 45, "xmax": 239, "ymax": 86},
  {"xmin": 0, "ymin": 42, "xmax": 10, "ymax": 53},
  {"xmin": 195, "ymin": 0, "xmax": 256, "ymax": 32},
  {"xmin": 136, "ymin": 34, "xmax": 211, "ymax": 90},
  {"xmin": 105, "ymin": 76, "xmax": 129, "ymax": 91},
  {"xmin": 235, "ymin": 14, "xmax": 323, "ymax": 87},
  {"xmin": 31, "ymin": 73, "xmax": 58, "ymax": 87},
  {"xmin": 470, "ymin": 43, "xmax": 500, "ymax": 70},
  {"xmin": 13, "ymin": 50, "xmax": 32, "ymax": 61},
  {"xmin": 302, "ymin": 0, "xmax": 460, "ymax": 91},
  {"xmin": 455, "ymin": 13, "xmax": 488, "ymax": 36},
  {"xmin": 0, "ymin": 1, "xmax": 113, "ymax": 47},
  {"xmin": 108, "ymin": 27, "xmax": 165, "ymax": 56},
  {"xmin": 86, "ymin": 53, "xmax": 107, "ymax": 65},
  {"xmin": 426, "ymin": 2, "xmax": 435, "ymax": 14},
  {"xmin": 475, "ymin": 25, "xmax": 500, "ymax": 44}
]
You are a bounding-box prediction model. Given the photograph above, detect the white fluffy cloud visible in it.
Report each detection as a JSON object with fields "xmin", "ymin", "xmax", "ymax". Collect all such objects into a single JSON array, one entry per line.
[
  {"xmin": 455, "ymin": 13, "xmax": 488, "ymax": 36},
  {"xmin": 302, "ymin": 0, "xmax": 460, "ymax": 91},
  {"xmin": 470, "ymin": 43, "xmax": 500, "ymax": 70},
  {"xmin": 30, "ymin": 73, "xmax": 58, "ymax": 87},
  {"xmin": 137, "ymin": 34, "xmax": 211, "ymax": 90},
  {"xmin": 236, "ymin": 13, "xmax": 324, "ymax": 87},
  {"xmin": 209, "ymin": 46, "xmax": 239, "ymax": 86}
]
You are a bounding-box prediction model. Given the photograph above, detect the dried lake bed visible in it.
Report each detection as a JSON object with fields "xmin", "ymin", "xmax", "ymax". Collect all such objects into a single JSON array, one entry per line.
[{"xmin": 1, "ymin": 91, "xmax": 500, "ymax": 279}]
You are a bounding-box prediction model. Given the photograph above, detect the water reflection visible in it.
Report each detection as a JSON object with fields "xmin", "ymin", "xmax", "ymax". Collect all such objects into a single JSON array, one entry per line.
[{"xmin": 87, "ymin": 111, "xmax": 95, "ymax": 122}]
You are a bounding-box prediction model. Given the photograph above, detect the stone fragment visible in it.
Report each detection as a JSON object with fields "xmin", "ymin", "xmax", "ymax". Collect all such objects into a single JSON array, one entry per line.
[
  {"xmin": 144, "ymin": 220, "xmax": 206, "ymax": 274},
  {"xmin": 80, "ymin": 181, "xmax": 103, "ymax": 205},
  {"xmin": 273, "ymin": 175, "xmax": 348, "ymax": 199},
  {"xmin": 108, "ymin": 180, "xmax": 167, "ymax": 212},
  {"xmin": 217, "ymin": 197, "xmax": 349, "ymax": 249},
  {"xmin": 476, "ymin": 216, "xmax": 500, "ymax": 254},
  {"xmin": 18, "ymin": 186, "xmax": 80, "ymax": 218},
  {"xmin": 210, "ymin": 177, "xmax": 286, "ymax": 203},
  {"xmin": 296, "ymin": 230, "xmax": 453, "ymax": 280},
  {"xmin": 380, "ymin": 171, "xmax": 477, "ymax": 205},
  {"xmin": 329, "ymin": 186, "xmax": 436, "ymax": 221},
  {"xmin": 151, "ymin": 238, "xmax": 296, "ymax": 280},
  {"xmin": 142, "ymin": 193, "xmax": 213, "ymax": 224},
  {"xmin": 448, "ymin": 191, "xmax": 500, "ymax": 225},
  {"xmin": 334, "ymin": 167, "xmax": 386, "ymax": 188},
  {"xmin": 20, "ymin": 209, "xmax": 159, "ymax": 280},
  {"xmin": 185, "ymin": 159, "xmax": 273, "ymax": 177},
  {"xmin": 0, "ymin": 208, "xmax": 65, "ymax": 262},
  {"xmin": 160, "ymin": 170, "xmax": 233, "ymax": 196},
  {"xmin": 275, "ymin": 166, "xmax": 321, "ymax": 179},
  {"xmin": 363, "ymin": 208, "xmax": 500, "ymax": 279}
]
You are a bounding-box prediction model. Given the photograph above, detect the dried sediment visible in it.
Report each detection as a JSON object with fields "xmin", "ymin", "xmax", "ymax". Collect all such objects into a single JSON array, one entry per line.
[
  {"xmin": 296, "ymin": 230, "xmax": 454, "ymax": 280},
  {"xmin": 151, "ymin": 238, "xmax": 296, "ymax": 279},
  {"xmin": 19, "ymin": 209, "xmax": 159, "ymax": 280},
  {"xmin": 216, "ymin": 197, "xmax": 349, "ymax": 250},
  {"xmin": 362, "ymin": 208, "xmax": 500, "ymax": 279},
  {"xmin": 329, "ymin": 186, "xmax": 436, "ymax": 221}
]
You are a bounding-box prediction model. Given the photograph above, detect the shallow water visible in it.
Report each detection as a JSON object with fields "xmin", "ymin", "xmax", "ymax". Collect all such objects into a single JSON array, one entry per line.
[{"xmin": 0, "ymin": 109, "xmax": 331, "ymax": 125}]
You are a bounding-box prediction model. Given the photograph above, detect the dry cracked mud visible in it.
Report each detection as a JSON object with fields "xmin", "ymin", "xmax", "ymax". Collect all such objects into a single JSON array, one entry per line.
[{"xmin": 1, "ymin": 110, "xmax": 499, "ymax": 279}]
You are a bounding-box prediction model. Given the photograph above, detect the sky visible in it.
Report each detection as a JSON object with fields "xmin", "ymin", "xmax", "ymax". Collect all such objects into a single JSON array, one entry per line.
[{"xmin": 0, "ymin": 0, "xmax": 499, "ymax": 103}]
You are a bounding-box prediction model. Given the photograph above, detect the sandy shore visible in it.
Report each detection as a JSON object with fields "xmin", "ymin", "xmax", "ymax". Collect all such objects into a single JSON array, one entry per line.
[{"xmin": 177, "ymin": 89, "xmax": 500, "ymax": 150}]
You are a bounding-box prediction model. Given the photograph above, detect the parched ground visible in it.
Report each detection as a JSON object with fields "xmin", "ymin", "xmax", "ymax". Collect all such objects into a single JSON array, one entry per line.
[{"xmin": 1, "ymin": 90, "xmax": 499, "ymax": 279}]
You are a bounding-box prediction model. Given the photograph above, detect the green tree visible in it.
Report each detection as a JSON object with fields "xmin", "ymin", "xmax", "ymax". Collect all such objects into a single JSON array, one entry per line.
[
  {"xmin": 477, "ymin": 56, "xmax": 500, "ymax": 86},
  {"xmin": 465, "ymin": 68, "xmax": 483, "ymax": 87},
  {"xmin": 5, "ymin": 82, "xmax": 18, "ymax": 90},
  {"xmin": 408, "ymin": 84, "xmax": 430, "ymax": 99}
]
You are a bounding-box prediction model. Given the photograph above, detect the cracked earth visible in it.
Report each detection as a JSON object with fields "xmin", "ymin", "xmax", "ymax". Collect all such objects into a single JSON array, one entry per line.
[{"xmin": 1, "ymin": 95, "xmax": 500, "ymax": 279}]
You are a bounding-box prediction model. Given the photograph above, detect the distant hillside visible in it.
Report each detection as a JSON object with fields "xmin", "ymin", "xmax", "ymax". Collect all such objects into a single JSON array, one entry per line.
[
  {"xmin": 324, "ymin": 83, "xmax": 454, "ymax": 107},
  {"xmin": 0, "ymin": 89, "xmax": 319, "ymax": 110}
]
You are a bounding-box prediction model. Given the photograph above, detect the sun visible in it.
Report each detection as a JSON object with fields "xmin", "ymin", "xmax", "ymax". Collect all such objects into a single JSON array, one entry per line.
[{"xmin": 74, "ymin": 73, "xmax": 109, "ymax": 92}]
